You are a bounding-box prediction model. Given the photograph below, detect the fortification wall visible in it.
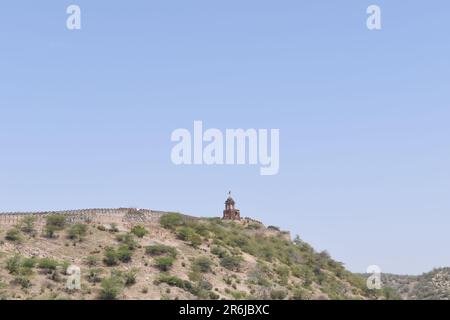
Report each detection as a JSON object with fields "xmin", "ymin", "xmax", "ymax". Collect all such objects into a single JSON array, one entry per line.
[{"xmin": 0, "ymin": 208, "xmax": 168, "ymax": 227}]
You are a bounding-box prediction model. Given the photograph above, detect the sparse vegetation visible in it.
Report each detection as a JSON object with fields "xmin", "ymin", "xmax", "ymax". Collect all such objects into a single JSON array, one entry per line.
[
  {"xmin": 37, "ymin": 258, "xmax": 59, "ymax": 273},
  {"xmin": 5, "ymin": 228, "xmax": 22, "ymax": 242},
  {"xmin": 103, "ymin": 247, "xmax": 119, "ymax": 266},
  {"xmin": 220, "ymin": 255, "xmax": 242, "ymax": 272},
  {"xmin": 192, "ymin": 256, "xmax": 213, "ymax": 273},
  {"xmin": 67, "ymin": 223, "xmax": 88, "ymax": 241},
  {"xmin": 115, "ymin": 233, "xmax": 137, "ymax": 250},
  {"xmin": 123, "ymin": 269, "xmax": 138, "ymax": 286},
  {"xmin": 154, "ymin": 256, "xmax": 175, "ymax": 271},
  {"xmin": 130, "ymin": 225, "xmax": 148, "ymax": 238},
  {"xmin": 145, "ymin": 244, "xmax": 177, "ymax": 258},
  {"xmin": 117, "ymin": 245, "xmax": 132, "ymax": 263},
  {"xmin": 20, "ymin": 216, "xmax": 36, "ymax": 234},
  {"xmin": 99, "ymin": 276, "xmax": 123, "ymax": 300},
  {"xmin": 43, "ymin": 215, "xmax": 66, "ymax": 238},
  {"xmin": 0, "ymin": 212, "xmax": 392, "ymax": 300},
  {"xmin": 160, "ymin": 213, "xmax": 184, "ymax": 230},
  {"xmin": 270, "ymin": 289, "xmax": 288, "ymax": 300}
]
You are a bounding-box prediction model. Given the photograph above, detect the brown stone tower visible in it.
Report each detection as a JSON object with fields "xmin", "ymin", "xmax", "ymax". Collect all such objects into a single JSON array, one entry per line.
[{"xmin": 222, "ymin": 191, "xmax": 241, "ymax": 220}]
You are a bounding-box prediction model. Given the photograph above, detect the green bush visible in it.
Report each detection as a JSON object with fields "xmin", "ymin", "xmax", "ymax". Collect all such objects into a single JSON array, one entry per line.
[
  {"xmin": 220, "ymin": 255, "xmax": 242, "ymax": 271},
  {"xmin": 292, "ymin": 288, "xmax": 310, "ymax": 300},
  {"xmin": 154, "ymin": 256, "xmax": 175, "ymax": 271},
  {"xmin": 209, "ymin": 291, "xmax": 220, "ymax": 300},
  {"xmin": 192, "ymin": 256, "xmax": 213, "ymax": 273},
  {"xmin": 145, "ymin": 244, "xmax": 177, "ymax": 258},
  {"xmin": 160, "ymin": 213, "xmax": 184, "ymax": 230},
  {"xmin": 67, "ymin": 223, "xmax": 88, "ymax": 241},
  {"xmin": 20, "ymin": 216, "xmax": 36, "ymax": 234},
  {"xmin": 6, "ymin": 255, "xmax": 22, "ymax": 274},
  {"xmin": 231, "ymin": 291, "xmax": 247, "ymax": 300},
  {"xmin": 115, "ymin": 233, "xmax": 137, "ymax": 250},
  {"xmin": 276, "ymin": 265, "xmax": 290, "ymax": 278},
  {"xmin": 43, "ymin": 225, "xmax": 60, "ymax": 238},
  {"xmin": 99, "ymin": 276, "xmax": 123, "ymax": 300},
  {"xmin": 177, "ymin": 227, "xmax": 202, "ymax": 247},
  {"xmin": 155, "ymin": 274, "xmax": 194, "ymax": 294},
  {"xmin": 270, "ymin": 289, "xmax": 287, "ymax": 300},
  {"xmin": 117, "ymin": 245, "xmax": 132, "ymax": 263},
  {"xmin": 131, "ymin": 225, "xmax": 148, "ymax": 238},
  {"xmin": 176, "ymin": 227, "xmax": 194, "ymax": 241},
  {"xmin": 46, "ymin": 215, "xmax": 66, "ymax": 229},
  {"xmin": 189, "ymin": 233, "xmax": 202, "ymax": 248},
  {"xmin": 123, "ymin": 269, "xmax": 138, "ymax": 286},
  {"xmin": 103, "ymin": 247, "xmax": 118, "ymax": 266},
  {"xmin": 211, "ymin": 246, "xmax": 228, "ymax": 258},
  {"xmin": 22, "ymin": 257, "xmax": 37, "ymax": 269},
  {"xmin": 38, "ymin": 258, "xmax": 59, "ymax": 272},
  {"xmin": 5, "ymin": 228, "xmax": 22, "ymax": 242}
]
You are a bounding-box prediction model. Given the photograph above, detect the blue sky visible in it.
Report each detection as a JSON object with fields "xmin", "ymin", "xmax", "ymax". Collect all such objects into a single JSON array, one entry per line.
[{"xmin": 0, "ymin": 1, "xmax": 449, "ymax": 275}]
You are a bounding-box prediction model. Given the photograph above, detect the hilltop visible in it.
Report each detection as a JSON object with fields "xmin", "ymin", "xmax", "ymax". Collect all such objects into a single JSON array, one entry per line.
[
  {"xmin": 0, "ymin": 209, "xmax": 389, "ymax": 300},
  {"xmin": 377, "ymin": 268, "xmax": 450, "ymax": 300}
]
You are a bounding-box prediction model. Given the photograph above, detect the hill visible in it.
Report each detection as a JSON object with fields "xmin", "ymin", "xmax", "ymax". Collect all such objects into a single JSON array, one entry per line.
[
  {"xmin": 0, "ymin": 209, "xmax": 388, "ymax": 300},
  {"xmin": 378, "ymin": 268, "xmax": 450, "ymax": 300}
]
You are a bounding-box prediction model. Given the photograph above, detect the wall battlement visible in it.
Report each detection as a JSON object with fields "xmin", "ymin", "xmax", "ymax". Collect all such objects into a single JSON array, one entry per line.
[{"xmin": 0, "ymin": 208, "xmax": 170, "ymax": 226}]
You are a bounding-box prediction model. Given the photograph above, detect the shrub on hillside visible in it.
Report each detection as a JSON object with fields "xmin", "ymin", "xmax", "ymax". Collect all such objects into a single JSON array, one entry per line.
[
  {"xmin": 115, "ymin": 233, "xmax": 137, "ymax": 250},
  {"xmin": 5, "ymin": 255, "xmax": 22, "ymax": 274},
  {"xmin": 43, "ymin": 215, "xmax": 67, "ymax": 238},
  {"xmin": 160, "ymin": 212, "xmax": 184, "ymax": 230},
  {"xmin": 276, "ymin": 265, "xmax": 290, "ymax": 278},
  {"xmin": 155, "ymin": 274, "xmax": 196, "ymax": 295},
  {"xmin": 103, "ymin": 247, "xmax": 119, "ymax": 266},
  {"xmin": 145, "ymin": 244, "xmax": 177, "ymax": 258},
  {"xmin": 176, "ymin": 227, "xmax": 193, "ymax": 241},
  {"xmin": 20, "ymin": 216, "xmax": 37, "ymax": 234},
  {"xmin": 220, "ymin": 255, "xmax": 242, "ymax": 272},
  {"xmin": 46, "ymin": 215, "xmax": 66, "ymax": 229},
  {"xmin": 154, "ymin": 256, "xmax": 175, "ymax": 271},
  {"xmin": 38, "ymin": 258, "xmax": 59, "ymax": 272},
  {"xmin": 130, "ymin": 225, "xmax": 148, "ymax": 238},
  {"xmin": 270, "ymin": 289, "xmax": 287, "ymax": 300},
  {"xmin": 292, "ymin": 288, "xmax": 311, "ymax": 300},
  {"xmin": 192, "ymin": 256, "xmax": 213, "ymax": 273},
  {"xmin": 123, "ymin": 269, "xmax": 138, "ymax": 286},
  {"xmin": 67, "ymin": 223, "xmax": 88, "ymax": 241},
  {"xmin": 189, "ymin": 233, "xmax": 202, "ymax": 248},
  {"xmin": 210, "ymin": 246, "xmax": 228, "ymax": 258},
  {"xmin": 22, "ymin": 257, "xmax": 37, "ymax": 269},
  {"xmin": 117, "ymin": 245, "xmax": 132, "ymax": 263},
  {"xmin": 176, "ymin": 227, "xmax": 202, "ymax": 247},
  {"xmin": 5, "ymin": 228, "xmax": 22, "ymax": 242},
  {"xmin": 99, "ymin": 276, "xmax": 123, "ymax": 300}
]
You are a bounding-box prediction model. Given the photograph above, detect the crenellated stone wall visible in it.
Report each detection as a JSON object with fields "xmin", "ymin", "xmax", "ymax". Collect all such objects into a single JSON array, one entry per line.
[{"xmin": 0, "ymin": 208, "xmax": 169, "ymax": 227}]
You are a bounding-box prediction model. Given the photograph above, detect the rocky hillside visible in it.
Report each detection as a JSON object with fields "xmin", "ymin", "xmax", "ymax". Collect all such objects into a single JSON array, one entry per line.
[
  {"xmin": 0, "ymin": 211, "xmax": 387, "ymax": 300},
  {"xmin": 379, "ymin": 268, "xmax": 450, "ymax": 300}
]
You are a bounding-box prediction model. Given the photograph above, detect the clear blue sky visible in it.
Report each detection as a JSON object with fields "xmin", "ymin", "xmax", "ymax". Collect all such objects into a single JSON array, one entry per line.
[{"xmin": 1, "ymin": 1, "xmax": 449, "ymax": 275}]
